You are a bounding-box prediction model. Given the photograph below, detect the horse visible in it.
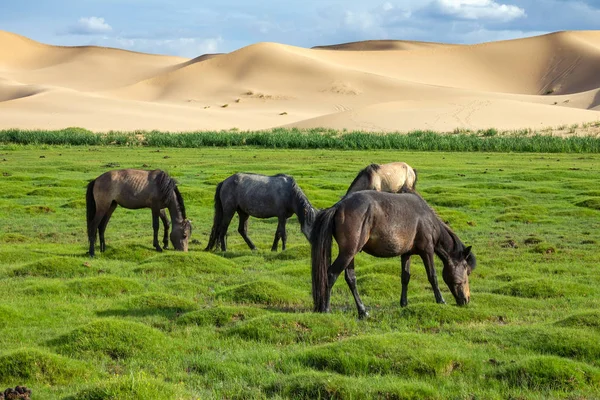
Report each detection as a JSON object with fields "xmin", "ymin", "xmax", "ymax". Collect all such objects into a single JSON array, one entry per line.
[
  {"xmin": 311, "ymin": 191, "xmax": 476, "ymax": 319},
  {"xmin": 205, "ymin": 173, "xmax": 317, "ymax": 252},
  {"xmin": 86, "ymin": 169, "xmax": 192, "ymax": 257},
  {"xmin": 345, "ymin": 162, "xmax": 418, "ymax": 196}
]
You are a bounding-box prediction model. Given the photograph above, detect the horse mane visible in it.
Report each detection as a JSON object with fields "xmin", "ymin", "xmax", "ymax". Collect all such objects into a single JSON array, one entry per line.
[
  {"xmin": 406, "ymin": 191, "xmax": 475, "ymax": 269},
  {"xmin": 347, "ymin": 163, "xmax": 380, "ymax": 193},
  {"xmin": 290, "ymin": 179, "xmax": 316, "ymax": 227},
  {"xmin": 156, "ymin": 170, "xmax": 187, "ymax": 219},
  {"xmin": 437, "ymin": 213, "xmax": 476, "ymax": 270}
]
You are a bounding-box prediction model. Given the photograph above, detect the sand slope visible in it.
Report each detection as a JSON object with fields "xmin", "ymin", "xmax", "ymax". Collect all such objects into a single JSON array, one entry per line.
[{"xmin": 1, "ymin": 30, "xmax": 599, "ymax": 133}]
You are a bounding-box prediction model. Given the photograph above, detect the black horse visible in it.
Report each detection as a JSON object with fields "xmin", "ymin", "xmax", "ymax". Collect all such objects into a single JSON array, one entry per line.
[
  {"xmin": 86, "ymin": 169, "xmax": 192, "ymax": 257},
  {"xmin": 205, "ymin": 173, "xmax": 317, "ymax": 252},
  {"xmin": 311, "ymin": 191, "xmax": 476, "ymax": 318}
]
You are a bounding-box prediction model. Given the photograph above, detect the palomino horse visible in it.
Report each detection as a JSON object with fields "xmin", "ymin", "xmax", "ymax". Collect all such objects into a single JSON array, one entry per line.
[
  {"xmin": 311, "ymin": 191, "xmax": 475, "ymax": 319},
  {"xmin": 205, "ymin": 173, "xmax": 317, "ymax": 252},
  {"xmin": 345, "ymin": 162, "xmax": 417, "ymax": 196},
  {"xmin": 86, "ymin": 169, "xmax": 192, "ymax": 257}
]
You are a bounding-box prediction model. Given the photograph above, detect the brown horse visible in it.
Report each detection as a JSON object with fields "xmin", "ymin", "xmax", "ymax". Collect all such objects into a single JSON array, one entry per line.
[
  {"xmin": 311, "ymin": 191, "xmax": 475, "ymax": 319},
  {"xmin": 345, "ymin": 162, "xmax": 417, "ymax": 196},
  {"xmin": 205, "ymin": 173, "xmax": 316, "ymax": 252},
  {"xmin": 86, "ymin": 169, "xmax": 192, "ymax": 257}
]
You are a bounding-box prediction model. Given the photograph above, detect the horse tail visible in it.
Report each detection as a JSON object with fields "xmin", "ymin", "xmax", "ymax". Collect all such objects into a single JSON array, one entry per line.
[
  {"xmin": 400, "ymin": 167, "xmax": 418, "ymax": 193},
  {"xmin": 311, "ymin": 206, "xmax": 337, "ymax": 312},
  {"xmin": 86, "ymin": 179, "xmax": 97, "ymax": 244},
  {"xmin": 412, "ymin": 168, "xmax": 418, "ymax": 190},
  {"xmin": 205, "ymin": 181, "xmax": 224, "ymax": 251}
]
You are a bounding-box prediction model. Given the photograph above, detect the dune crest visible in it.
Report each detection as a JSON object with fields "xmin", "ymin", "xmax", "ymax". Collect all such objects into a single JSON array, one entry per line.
[{"xmin": 1, "ymin": 30, "xmax": 599, "ymax": 133}]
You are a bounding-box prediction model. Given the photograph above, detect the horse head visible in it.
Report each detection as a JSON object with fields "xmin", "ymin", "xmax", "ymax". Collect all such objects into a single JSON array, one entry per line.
[
  {"xmin": 171, "ymin": 219, "xmax": 192, "ymax": 252},
  {"xmin": 441, "ymin": 245, "xmax": 475, "ymax": 306},
  {"xmin": 300, "ymin": 206, "xmax": 318, "ymax": 241}
]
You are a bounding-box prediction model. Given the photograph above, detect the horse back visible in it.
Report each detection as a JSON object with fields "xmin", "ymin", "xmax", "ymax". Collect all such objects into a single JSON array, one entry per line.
[
  {"xmin": 376, "ymin": 162, "xmax": 416, "ymax": 192},
  {"xmin": 340, "ymin": 191, "xmax": 434, "ymax": 256},
  {"xmin": 93, "ymin": 169, "xmax": 164, "ymax": 209},
  {"xmin": 222, "ymin": 173, "xmax": 295, "ymax": 218}
]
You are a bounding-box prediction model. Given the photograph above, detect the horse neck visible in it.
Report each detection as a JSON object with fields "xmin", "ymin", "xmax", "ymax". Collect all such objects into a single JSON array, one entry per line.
[
  {"xmin": 434, "ymin": 221, "xmax": 459, "ymax": 263},
  {"xmin": 291, "ymin": 186, "xmax": 315, "ymax": 228},
  {"xmin": 166, "ymin": 192, "xmax": 185, "ymax": 223},
  {"xmin": 347, "ymin": 172, "xmax": 371, "ymax": 195}
]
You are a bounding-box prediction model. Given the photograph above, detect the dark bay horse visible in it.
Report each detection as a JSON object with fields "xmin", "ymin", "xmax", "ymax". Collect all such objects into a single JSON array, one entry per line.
[
  {"xmin": 205, "ymin": 173, "xmax": 317, "ymax": 252},
  {"xmin": 345, "ymin": 162, "xmax": 418, "ymax": 196},
  {"xmin": 311, "ymin": 191, "xmax": 476, "ymax": 319},
  {"xmin": 86, "ymin": 169, "xmax": 192, "ymax": 257}
]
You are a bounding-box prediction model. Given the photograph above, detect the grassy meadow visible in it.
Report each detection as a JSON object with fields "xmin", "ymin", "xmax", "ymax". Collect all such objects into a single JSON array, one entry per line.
[{"xmin": 0, "ymin": 144, "xmax": 599, "ymax": 399}]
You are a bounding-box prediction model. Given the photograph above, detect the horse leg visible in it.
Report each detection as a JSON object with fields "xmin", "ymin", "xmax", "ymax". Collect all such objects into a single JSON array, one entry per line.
[
  {"xmin": 218, "ymin": 209, "xmax": 235, "ymax": 251},
  {"xmin": 344, "ymin": 260, "xmax": 368, "ymax": 319},
  {"xmin": 325, "ymin": 252, "xmax": 355, "ymax": 313},
  {"xmin": 271, "ymin": 217, "xmax": 286, "ymax": 252},
  {"xmin": 98, "ymin": 202, "xmax": 117, "ymax": 253},
  {"xmin": 281, "ymin": 219, "xmax": 287, "ymax": 251},
  {"xmin": 237, "ymin": 211, "xmax": 256, "ymax": 250},
  {"xmin": 159, "ymin": 209, "xmax": 170, "ymax": 249},
  {"xmin": 400, "ymin": 254, "xmax": 411, "ymax": 307},
  {"xmin": 421, "ymin": 252, "xmax": 446, "ymax": 304},
  {"xmin": 88, "ymin": 207, "xmax": 108, "ymax": 257},
  {"xmin": 152, "ymin": 209, "xmax": 162, "ymax": 252}
]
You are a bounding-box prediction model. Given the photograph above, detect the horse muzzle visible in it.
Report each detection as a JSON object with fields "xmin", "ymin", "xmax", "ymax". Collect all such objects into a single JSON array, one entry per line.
[{"xmin": 456, "ymin": 295, "xmax": 470, "ymax": 306}]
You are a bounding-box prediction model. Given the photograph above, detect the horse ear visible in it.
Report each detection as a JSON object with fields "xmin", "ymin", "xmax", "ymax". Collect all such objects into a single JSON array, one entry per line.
[{"xmin": 463, "ymin": 246, "xmax": 472, "ymax": 257}]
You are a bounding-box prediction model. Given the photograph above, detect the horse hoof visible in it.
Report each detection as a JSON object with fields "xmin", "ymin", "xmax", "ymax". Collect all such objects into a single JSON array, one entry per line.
[
  {"xmin": 400, "ymin": 302, "xmax": 408, "ymax": 308},
  {"xmin": 155, "ymin": 247, "xmax": 163, "ymax": 252},
  {"xmin": 359, "ymin": 311, "xmax": 370, "ymax": 319}
]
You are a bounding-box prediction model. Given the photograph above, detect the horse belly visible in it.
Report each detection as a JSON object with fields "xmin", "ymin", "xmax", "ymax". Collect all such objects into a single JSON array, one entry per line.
[
  {"xmin": 362, "ymin": 235, "xmax": 410, "ymax": 258},
  {"xmin": 114, "ymin": 189, "xmax": 154, "ymax": 209},
  {"xmin": 237, "ymin": 194, "xmax": 282, "ymax": 219}
]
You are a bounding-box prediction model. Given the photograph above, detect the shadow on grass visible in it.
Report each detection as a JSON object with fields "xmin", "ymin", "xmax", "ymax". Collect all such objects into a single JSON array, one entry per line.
[{"xmin": 97, "ymin": 307, "xmax": 188, "ymax": 320}]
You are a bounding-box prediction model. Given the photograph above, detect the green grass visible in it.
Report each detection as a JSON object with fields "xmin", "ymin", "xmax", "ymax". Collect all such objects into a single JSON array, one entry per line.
[
  {"xmin": 1, "ymin": 145, "xmax": 600, "ymax": 399},
  {"xmin": 2, "ymin": 127, "xmax": 600, "ymax": 152}
]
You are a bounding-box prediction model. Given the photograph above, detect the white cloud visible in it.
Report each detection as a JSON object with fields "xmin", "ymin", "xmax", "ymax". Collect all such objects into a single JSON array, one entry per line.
[
  {"xmin": 68, "ymin": 17, "xmax": 113, "ymax": 35},
  {"xmin": 433, "ymin": 0, "xmax": 526, "ymax": 22}
]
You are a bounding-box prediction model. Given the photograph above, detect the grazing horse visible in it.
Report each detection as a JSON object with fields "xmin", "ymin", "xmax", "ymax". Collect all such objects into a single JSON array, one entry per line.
[
  {"xmin": 311, "ymin": 191, "xmax": 476, "ymax": 319},
  {"xmin": 86, "ymin": 169, "xmax": 192, "ymax": 257},
  {"xmin": 345, "ymin": 162, "xmax": 418, "ymax": 196},
  {"xmin": 205, "ymin": 173, "xmax": 317, "ymax": 252}
]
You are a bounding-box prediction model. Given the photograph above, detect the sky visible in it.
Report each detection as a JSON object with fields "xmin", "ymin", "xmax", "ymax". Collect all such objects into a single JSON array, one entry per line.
[{"xmin": 1, "ymin": 0, "xmax": 600, "ymax": 58}]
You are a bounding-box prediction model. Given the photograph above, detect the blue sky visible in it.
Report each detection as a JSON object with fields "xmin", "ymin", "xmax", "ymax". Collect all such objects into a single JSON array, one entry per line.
[{"xmin": 2, "ymin": 0, "xmax": 600, "ymax": 58}]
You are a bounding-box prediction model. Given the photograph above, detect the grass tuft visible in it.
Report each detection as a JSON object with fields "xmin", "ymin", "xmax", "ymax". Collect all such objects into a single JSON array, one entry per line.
[
  {"xmin": 49, "ymin": 319, "xmax": 170, "ymax": 360},
  {"xmin": 216, "ymin": 279, "xmax": 307, "ymax": 306},
  {"xmin": 10, "ymin": 257, "xmax": 98, "ymax": 278},
  {"xmin": 177, "ymin": 306, "xmax": 268, "ymax": 327},
  {"xmin": 225, "ymin": 312, "xmax": 358, "ymax": 344},
  {"xmin": 66, "ymin": 276, "xmax": 143, "ymax": 297},
  {"xmin": 494, "ymin": 356, "xmax": 600, "ymax": 391},
  {"xmin": 491, "ymin": 279, "xmax": 593, "ymax": 299},
  {"xmin": 73, "ymin": 374, "xmax": 190, "ymax": 400},
  {"xmin": 0, "ymin": 348, "xmax": 90, "ymax": 385}
]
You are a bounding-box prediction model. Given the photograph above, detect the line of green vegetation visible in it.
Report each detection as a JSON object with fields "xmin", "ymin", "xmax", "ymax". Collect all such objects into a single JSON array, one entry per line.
[{"xmin": 1, "ymin": 127, "xmax": 600, "ymax": 152}]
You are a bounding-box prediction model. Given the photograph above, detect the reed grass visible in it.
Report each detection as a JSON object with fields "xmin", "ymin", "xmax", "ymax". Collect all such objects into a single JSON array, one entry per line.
[{"xmin": 1, "ymin": 127, "xmax": 600, "ymax": 152}]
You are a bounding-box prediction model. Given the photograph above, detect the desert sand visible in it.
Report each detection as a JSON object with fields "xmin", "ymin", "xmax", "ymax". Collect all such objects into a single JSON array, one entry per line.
[{"xmin": 1, "ymin": 30, "xmax": 599, "ymax": 134}]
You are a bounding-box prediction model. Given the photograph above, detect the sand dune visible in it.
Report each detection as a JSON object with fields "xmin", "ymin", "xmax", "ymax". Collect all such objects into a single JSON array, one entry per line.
[
  {"xmin": 1, "ymin": 30, "xmax": 599, "ymax": 133},
  {"xmin": 312, "ymin": 39, "xmax": 457, "ymax": 51}
]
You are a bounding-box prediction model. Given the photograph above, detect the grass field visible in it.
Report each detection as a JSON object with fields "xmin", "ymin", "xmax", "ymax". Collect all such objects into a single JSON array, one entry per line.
[{"xmin": 1, "ymin": 145, "xmax": 599, "ymax": 399}]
